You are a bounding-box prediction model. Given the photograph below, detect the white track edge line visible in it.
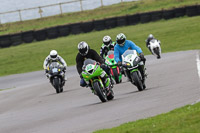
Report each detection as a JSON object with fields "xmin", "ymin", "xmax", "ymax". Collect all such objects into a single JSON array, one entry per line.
[
  {"xmin": 196, "ymin": 51, "xmax": 200, "ymax": 81},
  {"xmin": 191, "ymin": 51, "xmax": 200, "ymax": 105}
]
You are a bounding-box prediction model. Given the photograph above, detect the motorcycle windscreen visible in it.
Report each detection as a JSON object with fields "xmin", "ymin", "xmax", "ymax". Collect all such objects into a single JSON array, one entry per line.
[
  {"xmin": 49, "ymin": 62, "xmax": 60, "ymax": 68},
  {"xmin": 122, "ymin": 50, "xmax": 137, "ymax": 58},
  {"xmin": 83, "ymin": 59, "xmax": 96, "ymax": 66}
]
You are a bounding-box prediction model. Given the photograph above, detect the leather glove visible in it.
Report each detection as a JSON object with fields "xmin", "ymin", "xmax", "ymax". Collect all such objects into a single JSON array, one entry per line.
[
  {"xmin": 139, "ymin": 53, "xmax": 146, "ymax": 62},
  {"xmin": 117, "ymin": 61, "xmax": 122, "ymax": 66}
]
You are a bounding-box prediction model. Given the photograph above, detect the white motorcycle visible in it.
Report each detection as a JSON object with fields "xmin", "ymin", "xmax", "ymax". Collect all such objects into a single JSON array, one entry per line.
[
  {"xmin": 149, "ymin": 39, "xmax": 161, "ymax": 59},
  {"xmin": 122, "ymin": 50, "xmax": 146, "ymax": 91}
]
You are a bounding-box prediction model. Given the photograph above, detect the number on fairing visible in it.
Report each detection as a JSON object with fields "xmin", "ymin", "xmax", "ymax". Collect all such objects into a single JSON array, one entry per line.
[
  {"xmin": 86, "ymin": 64, "xmax": 94, "ymax": 71},
  {"xmin": 52, "ymin": 68, "xmax": 58, "ymax": 73},
  {"xmin": 127, "ymin": 54, "xmax": 132, "ymax": 59}
]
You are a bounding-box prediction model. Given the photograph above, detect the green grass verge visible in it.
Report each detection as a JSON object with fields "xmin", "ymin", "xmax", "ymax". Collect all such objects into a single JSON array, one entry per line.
[
  {"xmin": 94, "ymin": 102, "xmax": 200, "ymax": 133},
  {"xmin": 0, "ymin": 16, "xmax": 200, "ymax": 77},
  {"xmin": 0, "ymin": 0, "xmax": 199, "ymax": 34},
  {"xmin": 0, "ymin": 88, "xmax": 13, "ymax": 91}
]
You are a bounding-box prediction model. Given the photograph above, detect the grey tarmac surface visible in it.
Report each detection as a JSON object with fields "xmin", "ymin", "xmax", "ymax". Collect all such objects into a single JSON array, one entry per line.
[{"xmin": 0, "ymin": 50, "xmax": 200, "ymax": 133}]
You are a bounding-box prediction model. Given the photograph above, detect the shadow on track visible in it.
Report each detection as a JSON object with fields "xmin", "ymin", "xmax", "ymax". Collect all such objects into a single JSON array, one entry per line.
[
  {"xmin": 43, "ymin": 88, "xmax": 79, "ymax": 97},
  {"xmin": 76, "ymin": 98, "xmax": 119, "ymax": 108}
]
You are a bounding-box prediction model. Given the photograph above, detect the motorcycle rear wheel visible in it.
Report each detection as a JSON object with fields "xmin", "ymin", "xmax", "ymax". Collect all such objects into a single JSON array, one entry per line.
[{"xmin": 107, "ymin": 89, "xmax": 114, "ymax": 100}]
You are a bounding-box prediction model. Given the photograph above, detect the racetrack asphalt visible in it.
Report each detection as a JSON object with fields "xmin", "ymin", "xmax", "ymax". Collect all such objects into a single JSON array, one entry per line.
[{"xmin": 0, "ymin": 50, "xmax": 200, "ymax": 133}]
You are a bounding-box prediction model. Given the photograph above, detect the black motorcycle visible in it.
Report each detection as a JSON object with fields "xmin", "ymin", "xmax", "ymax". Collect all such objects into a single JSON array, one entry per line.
[{"xmin": 48, "ymin": 62, "xmax": 65, "ymax": 93}]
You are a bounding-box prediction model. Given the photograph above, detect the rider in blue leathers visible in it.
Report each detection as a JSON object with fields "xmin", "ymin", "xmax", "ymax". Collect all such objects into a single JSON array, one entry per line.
[
  {"xmin": 114, "ymin": 33, "xmax": 146, "ymax": 83},
  {"xmin": 114, "ymin": 40, "xmax": 143, "ymax": 63}
]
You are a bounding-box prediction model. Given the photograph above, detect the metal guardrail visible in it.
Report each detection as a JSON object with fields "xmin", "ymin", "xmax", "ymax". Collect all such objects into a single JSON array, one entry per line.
[{"xmin": 0, "ymin": 0, "xmax": 128, "ymax": 24}]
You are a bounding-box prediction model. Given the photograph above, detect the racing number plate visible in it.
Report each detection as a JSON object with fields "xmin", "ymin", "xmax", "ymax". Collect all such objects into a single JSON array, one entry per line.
[{"xmin": 52, "ymin": 68, "xmax": 58, "ymax": 73}]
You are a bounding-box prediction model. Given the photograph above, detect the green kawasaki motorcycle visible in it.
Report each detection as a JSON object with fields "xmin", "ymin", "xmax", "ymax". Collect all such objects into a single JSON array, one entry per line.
[
  {"xmin": 105, "ymin": 51, "xmax": 122, "ymax": 84},
  {"xmin": 81, "ymin": 59, "xmax": 114, "ymax": 102}
]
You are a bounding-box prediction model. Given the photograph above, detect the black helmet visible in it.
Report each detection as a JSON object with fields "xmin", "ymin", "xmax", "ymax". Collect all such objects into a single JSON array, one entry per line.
[{"xmin": 78, "ymin": 41, "xmax": 89, "ymax": 56}]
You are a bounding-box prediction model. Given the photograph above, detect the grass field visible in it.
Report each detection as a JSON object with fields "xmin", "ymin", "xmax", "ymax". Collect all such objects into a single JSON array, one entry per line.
[
  {"xmin": 94, "ymin": 102, "xmax": 200, "ymax": 133},
  {"xmin": 0, "ymin": 16, "xmax": 200, "ymax": 76},
  {"xmin": 0, "ymin": 0, "xmax": 199, "ymax": 35}
]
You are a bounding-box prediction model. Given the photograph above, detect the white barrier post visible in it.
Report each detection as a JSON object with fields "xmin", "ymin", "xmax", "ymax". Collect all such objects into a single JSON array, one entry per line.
[
  {"xmin": 80, "ymin": 0, "xmax": 83, "ymax": 11},
  {"xmin": 38, "ymin": 7, "xmax": 43, "ymax": 18},
  {"xmin": 18, "ymin": 10, "xmax": 22, "ymax": 21},
  {"xmin": 59, "ymin": 3, "xmax": 63, "ymax": 15},
  {"xmin": 100, "ymin": 0, "xmax": 103, "ymax": 7}
]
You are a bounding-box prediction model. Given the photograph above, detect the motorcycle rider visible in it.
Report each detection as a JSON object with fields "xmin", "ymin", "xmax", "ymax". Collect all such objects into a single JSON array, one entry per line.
[
  {"xmin": 43, "ymin": 50, "xmax": 67, "ymax": 82},
  {"xmin": 145, "ymin": 34, "xmax": 161, "ymax": 54},
  {"xmin": 100, "ymin": 35, "xmax": 116, "ymax": 58},
  {"xmin": 76, "ymin": 41, "xmax": 111, "ymax": 90},
  {"xmin": 114, "ymin": 33, "xmax": 146, "ymax": 85}
]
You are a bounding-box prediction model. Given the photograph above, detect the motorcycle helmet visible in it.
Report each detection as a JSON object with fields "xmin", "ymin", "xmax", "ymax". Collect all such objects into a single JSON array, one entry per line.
[
  {"xmin": 50, "ymin": 50, "xmax": 58, "ymax": 60},
  {"xmin": 148, "ymin": 34, "xmax": 154, "ymax": 40},
  {"xmin": 116, "ymin": 33, "xmax": 126, "ymax": 46},
  {"xmin": 78, "ymin": 41, "xmax": 89, "ymax": 56},
  {"xmin": 103, "ymin": 35, "xmax": 112, "ymax": 46}
]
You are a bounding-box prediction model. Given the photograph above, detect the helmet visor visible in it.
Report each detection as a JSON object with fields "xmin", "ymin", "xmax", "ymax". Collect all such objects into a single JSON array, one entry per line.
[
  {"xmin": 104, "ymin": 40, "xmax": 111, "ymax": 46},
  {"xmin": 117, "ymin": 38, "xmax": 125, "ymax": 46},
  {"xmin": 79, "ymin": 47, "xmax": 88, "ymax": 56},
  {"xmin": 50, "ymin": 55, "xmax": 57, "ymax": 58}
]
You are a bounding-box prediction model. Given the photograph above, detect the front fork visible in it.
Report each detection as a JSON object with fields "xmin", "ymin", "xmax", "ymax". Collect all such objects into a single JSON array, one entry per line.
[{"xmin": 90, "ymin": 76, "xmax": 111, "ymax": 94}]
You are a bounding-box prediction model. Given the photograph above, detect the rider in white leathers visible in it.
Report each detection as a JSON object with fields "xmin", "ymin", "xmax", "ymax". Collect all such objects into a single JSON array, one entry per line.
[
  {"xmin": 43, "ymin": 50, "xmax": 67, "ymax": 80},
  {"xmin": 146, "ymin": 34, "xmax": 161, "ymax": 54}
]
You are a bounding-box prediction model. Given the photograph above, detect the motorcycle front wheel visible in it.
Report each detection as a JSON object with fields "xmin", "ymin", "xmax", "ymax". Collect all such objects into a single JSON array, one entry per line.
[
  {"xmin": 154, "ymin": 47, "xmax": 161, "ymax": 59},
  {"xmin": 93, "ymin": 81, "xmax": 107, "ymax": 102},
  {"xmin": 112, "ymin": 68, "xmax": 120, "ymax": 84},
  {"xmin": 131, "ymin": 71, "xmax": 143, "ymax": 91},
  {"xmin": 53, "ymin": 78, "xmax": 61, "ymax": 93}
]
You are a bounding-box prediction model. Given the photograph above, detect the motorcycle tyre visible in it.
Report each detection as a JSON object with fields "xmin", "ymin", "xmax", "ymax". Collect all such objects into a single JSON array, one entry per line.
[
  {"xmin": 131, "ymin": 71, "xmax": 144, "ymax": 91},
  {"xmin": 107, "ymin": 89, "xmax": 114, "ymax": 100},
  {"xmin": 113, "ymin": 68, "xmax": 120, "ymax": 84},
  {"xmin": 93, "ymin": 81, "xmax": 107, "ymax": 102},
  {"xmin": 154, "ymin": 47, "xmax": 161, "ymax": 59},
  {"xmin": 60, "ymin": 87, "xmax": 63, "ymax": 92},
  {"xmin": 53, "ymin": 78, "xmax": 61, "ymax": 93}
]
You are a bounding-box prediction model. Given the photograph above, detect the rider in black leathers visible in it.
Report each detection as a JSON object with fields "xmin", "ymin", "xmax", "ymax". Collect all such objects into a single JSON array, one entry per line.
[{"xmin": 76, "ymin": 41, "xmax": 110, "ymax": 87}]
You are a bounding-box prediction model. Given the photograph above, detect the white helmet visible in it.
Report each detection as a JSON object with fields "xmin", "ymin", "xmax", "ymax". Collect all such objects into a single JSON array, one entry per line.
[
  {"xmin": 148, "ymin": 34, "xmax": 154, "ymax": 40},
  {"xmin": 103, "ymin": 35, "xmax": 112, "ymax": 46},
  {"xmin": 116, "ymin": 33, "xmax": 126, "ymax": 46},
  {"xmin": 78, "ymin": 41, "xmax": 89, "ymax": 56},
  {"xmin": 50, "ymin": 50, "xmax": 58, "ymax": 60}
]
